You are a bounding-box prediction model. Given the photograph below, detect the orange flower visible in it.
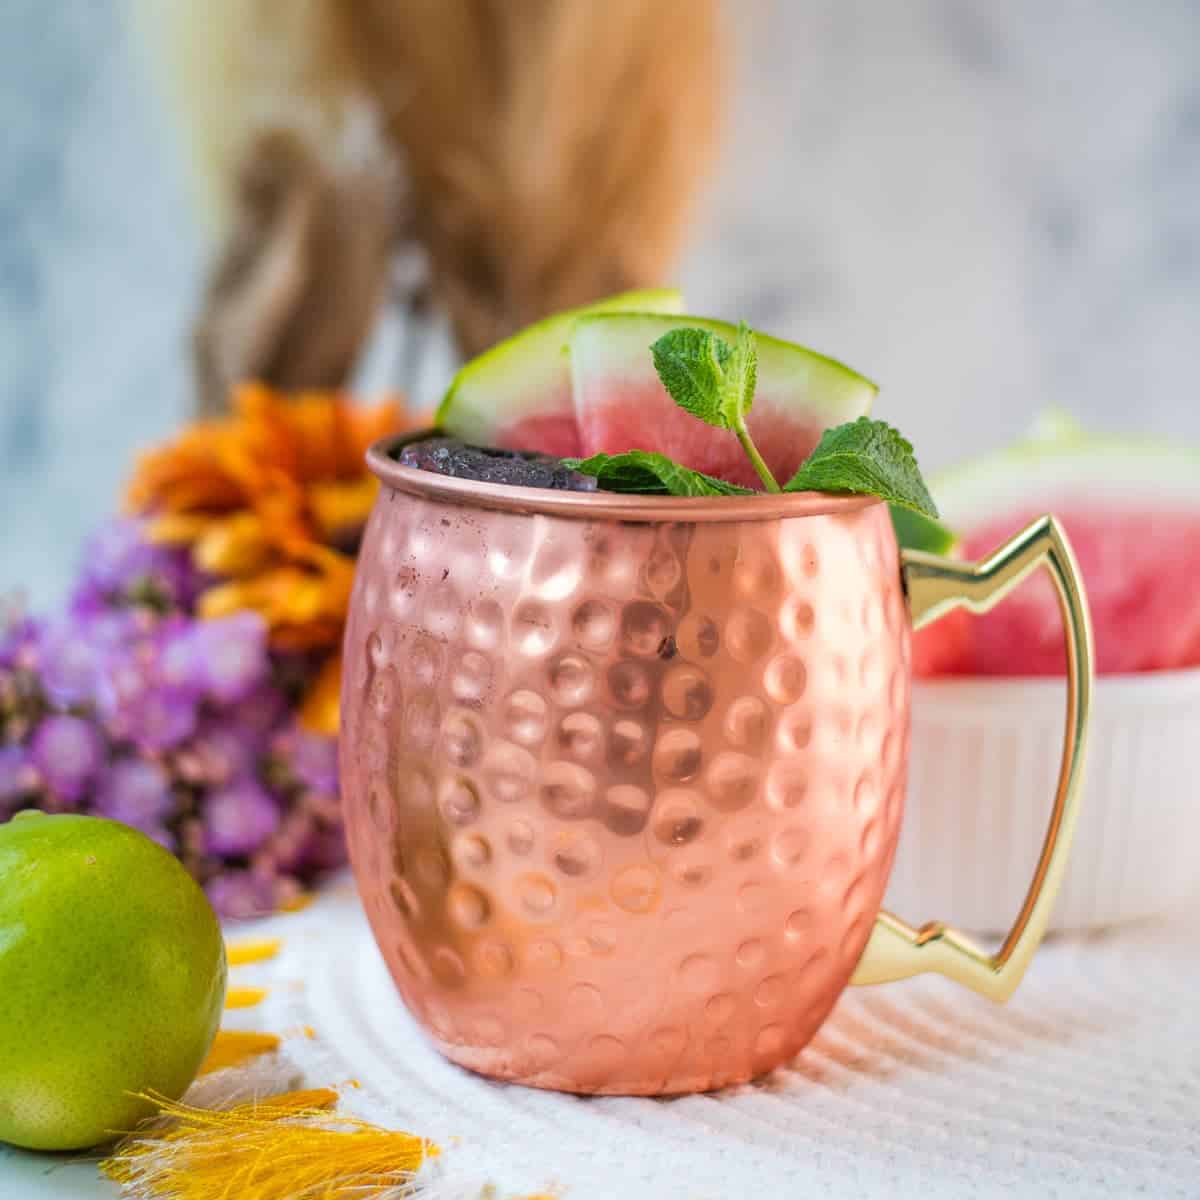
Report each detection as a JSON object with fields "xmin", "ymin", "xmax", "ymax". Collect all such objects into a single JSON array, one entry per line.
[
  {"xmin": 197, "ymin": 546, "xmax": 356, "ymax": 653},
  {"xmin": 126, "ymin": 383, "xmax": 406, "ymax": 729},
  {"xmin": 129, "ymin": 384, "xmax": 398, "ymax": 554}
]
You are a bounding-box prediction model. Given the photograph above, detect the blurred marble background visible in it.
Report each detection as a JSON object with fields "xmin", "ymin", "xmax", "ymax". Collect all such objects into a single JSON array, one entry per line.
[{"xmin": 2, "ymin": 1, "xmax": 1198, "ymax": 604}]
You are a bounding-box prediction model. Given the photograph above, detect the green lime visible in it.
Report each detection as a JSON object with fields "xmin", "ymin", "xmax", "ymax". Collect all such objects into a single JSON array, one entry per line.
[{"xmin": 0, "ymin": 812, "xmax": 226, "ymax": 1150}]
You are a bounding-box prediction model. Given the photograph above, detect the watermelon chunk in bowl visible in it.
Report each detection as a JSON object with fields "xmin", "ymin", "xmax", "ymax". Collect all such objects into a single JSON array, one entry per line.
[
  {"xmin": 892, "ymin": 414, "xmax": 1200, "ymax": 934},
  {"xmin": 914, "ymin": 414, "xmax": 1200, "ymax": 677}
]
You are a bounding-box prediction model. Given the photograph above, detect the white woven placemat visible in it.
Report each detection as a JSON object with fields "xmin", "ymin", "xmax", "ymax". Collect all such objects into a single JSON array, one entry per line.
[{"xmin": 227, "ymin": 880, "xmax": 1200, "ymax": 1199}]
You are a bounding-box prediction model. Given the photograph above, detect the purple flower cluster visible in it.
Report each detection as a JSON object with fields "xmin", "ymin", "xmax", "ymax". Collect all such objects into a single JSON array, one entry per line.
[{"xmin": 0, "ymin": 519, "xmax": 345, "ymax": 918}]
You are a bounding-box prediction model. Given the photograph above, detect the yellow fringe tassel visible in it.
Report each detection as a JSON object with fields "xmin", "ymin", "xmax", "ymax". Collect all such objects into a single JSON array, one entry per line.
[
  {"xmin": 224, "ymin": 985, "xmax": 269, "ymax": 1009},
  {"xmin": 226, "ymin": 937, "xmax": 282, "ymax": 966},
  {"xmin": 100, "ymin": 1088, "xmax": 437, "ymax": 1199},
  {"xmin": 199, "ymin": 1030, "xmax": 281, "ymax": 1075}
]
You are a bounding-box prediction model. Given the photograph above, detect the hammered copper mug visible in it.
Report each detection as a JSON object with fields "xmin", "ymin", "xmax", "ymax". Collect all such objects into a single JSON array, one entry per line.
[{"xmin": 339, "ymin": 434, "xmax": 1093, "ymax": 1095}]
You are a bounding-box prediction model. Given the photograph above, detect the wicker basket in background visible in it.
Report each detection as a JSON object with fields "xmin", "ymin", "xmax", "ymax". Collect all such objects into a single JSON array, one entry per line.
[{"xmin": 132, "ymin": 0, "xmax": 724, "ymax": 414}]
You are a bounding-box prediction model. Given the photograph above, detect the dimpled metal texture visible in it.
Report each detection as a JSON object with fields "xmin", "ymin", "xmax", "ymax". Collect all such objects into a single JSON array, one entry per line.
[{"xmin": 340, "ymin": 446, "xmax": 911, "ymax": 1096}]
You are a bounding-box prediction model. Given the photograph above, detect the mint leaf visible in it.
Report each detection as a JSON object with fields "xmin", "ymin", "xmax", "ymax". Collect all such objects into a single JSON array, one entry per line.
[
  {"xmin": 651, "ymin": 322, "xmax": 779, "ymax": 492},
  {"xmin": 783, "ymin": 418, "xmax": 939, "ymax": 518},
  {"xmin": 650, "ymin": 323, "xmax": 760, "ymax": 433},
  {"xmin": 649, "ymin": 328, "xmax": 730, "ymax": 426},
  {"xmin": 719, "ymin": 321, "xmax": 758, "ymax": 426},
  {"xmin": 567, "ymin": 451, "xmax": 753, "ymax": 497}
]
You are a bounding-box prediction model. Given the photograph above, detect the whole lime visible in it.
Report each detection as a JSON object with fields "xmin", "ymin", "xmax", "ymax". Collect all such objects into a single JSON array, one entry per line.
[{"xmin": 0, "ymin": 812, "xmax": 226, "ymax": 1150}]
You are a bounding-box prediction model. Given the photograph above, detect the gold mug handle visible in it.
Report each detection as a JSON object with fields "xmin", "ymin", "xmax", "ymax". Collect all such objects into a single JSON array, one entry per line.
[{"xmin": 851, "ymin": 515, "xmax": 1094, "ymax": 1001}]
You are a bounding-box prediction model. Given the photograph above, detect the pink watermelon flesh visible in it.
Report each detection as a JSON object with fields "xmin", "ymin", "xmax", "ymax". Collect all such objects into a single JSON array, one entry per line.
[
  {"xmin": 914, "ymin": 506, "xmax": 1200, "ymax": 676},
  {"xmin": 500, "ymin": 408, "xmax": 583, "ymax": 458},
  {"xmin": 576, "ymin": 378, "xmax": 828, "ymax": 490}
]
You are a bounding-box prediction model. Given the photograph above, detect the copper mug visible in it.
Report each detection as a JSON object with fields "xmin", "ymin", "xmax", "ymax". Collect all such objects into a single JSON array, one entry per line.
[{"xmin": 340, "ymin": 434, "xmax": 1093, "ymax": 1095}]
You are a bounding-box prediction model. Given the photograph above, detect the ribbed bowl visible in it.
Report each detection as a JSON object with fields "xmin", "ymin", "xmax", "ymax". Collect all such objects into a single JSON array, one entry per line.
[{"xmin": 889, "ymin": 669, "xmax": 1200, "ymax": 933}]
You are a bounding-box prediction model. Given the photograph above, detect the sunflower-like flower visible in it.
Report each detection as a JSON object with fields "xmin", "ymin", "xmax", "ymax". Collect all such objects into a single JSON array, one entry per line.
[{"xmin": 126, "ymin": 384, "xmax": 406, "ymax": 732}]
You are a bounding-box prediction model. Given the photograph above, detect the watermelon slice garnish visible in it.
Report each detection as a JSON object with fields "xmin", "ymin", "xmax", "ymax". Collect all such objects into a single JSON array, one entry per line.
[
  {"xmin": 435, "ymin": 288, "xmax": 685, "ymax": 458},
  {"xmin": 915, "ymin": 414, "xmax": 1200, "ymax": 677},
  {"xmin": 570, "ymin": 313, "xmax": 877, "ymax": 489}
]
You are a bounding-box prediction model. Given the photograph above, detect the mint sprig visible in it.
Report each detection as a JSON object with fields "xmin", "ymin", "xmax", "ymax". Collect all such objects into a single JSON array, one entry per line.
[
  {"xmin": 782, "ymin": 417, "xmax": 939, "ymax": 517},
  {"xmin": 566, "ymin": 451, "xmax": 752, "ymax": 497},
  {"xmin": 568, "ymin": 321, "xmax": 939, "ymax": 522},
  {"xmin": 651, "ymin": 323, "xmax": 777, "ymax": 492}
]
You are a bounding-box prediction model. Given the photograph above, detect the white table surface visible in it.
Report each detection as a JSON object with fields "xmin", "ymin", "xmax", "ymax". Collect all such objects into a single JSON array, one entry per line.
[
  {"xmin": 1, "ymin": 1145, "xmax": 114, "ymax": 1198},
  {"xmin": 9, "ymin": 879, "xmax": 1195, "ymax": 1199}
]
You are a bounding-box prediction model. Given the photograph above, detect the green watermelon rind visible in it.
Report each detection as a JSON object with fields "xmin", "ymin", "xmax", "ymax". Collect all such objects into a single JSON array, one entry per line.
[
  {"xmin": 435, "ymin": 288, "xmax": 686, "ymax": 442},
  {"xmin": 890, "ymin": 506, "xmax": 958, "ymax": 556},
  {"xmin": 570, "ymin": 311, "xmax": 878, "ymax": 430},
  {"xmin": 932, "ymin": 411, "xmax": 1200, "ymax": 529}
]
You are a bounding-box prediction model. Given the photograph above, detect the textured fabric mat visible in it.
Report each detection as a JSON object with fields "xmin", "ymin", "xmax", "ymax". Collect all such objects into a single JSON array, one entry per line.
[{"xmin": 229, "ymin": 882, "xmax": 1200, "ymax": 1199}]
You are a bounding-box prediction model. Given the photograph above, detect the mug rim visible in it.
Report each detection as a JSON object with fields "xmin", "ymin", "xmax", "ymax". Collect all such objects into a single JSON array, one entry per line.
[{"xmin": 367, "ymin": 432, "xmax": 881, "ymax": 524}]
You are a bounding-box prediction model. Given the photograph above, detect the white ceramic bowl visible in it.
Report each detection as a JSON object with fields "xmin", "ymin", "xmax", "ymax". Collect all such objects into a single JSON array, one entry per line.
[{"xmin": 885, "ymin": 668, "xmax": 1200, "ymax": 934}]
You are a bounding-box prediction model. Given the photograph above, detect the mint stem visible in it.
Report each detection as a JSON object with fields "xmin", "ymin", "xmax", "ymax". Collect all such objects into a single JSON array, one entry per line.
[{"xmin": 735, "ymin": 420, "xmax": 781, "ymax": 492}]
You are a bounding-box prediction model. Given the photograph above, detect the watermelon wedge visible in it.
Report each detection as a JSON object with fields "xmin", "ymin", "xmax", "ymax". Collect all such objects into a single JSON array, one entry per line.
[
  {"xmin": 435, "ymin": 289, "xmax": 685, "ymax": 457},
  {"xmin": 570, "ymin": 313, "xmax": 877, "ymax": 489},
  {"xmin": 914, "ymin": 413, "xmax": 1200, "ymax": 677}
]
